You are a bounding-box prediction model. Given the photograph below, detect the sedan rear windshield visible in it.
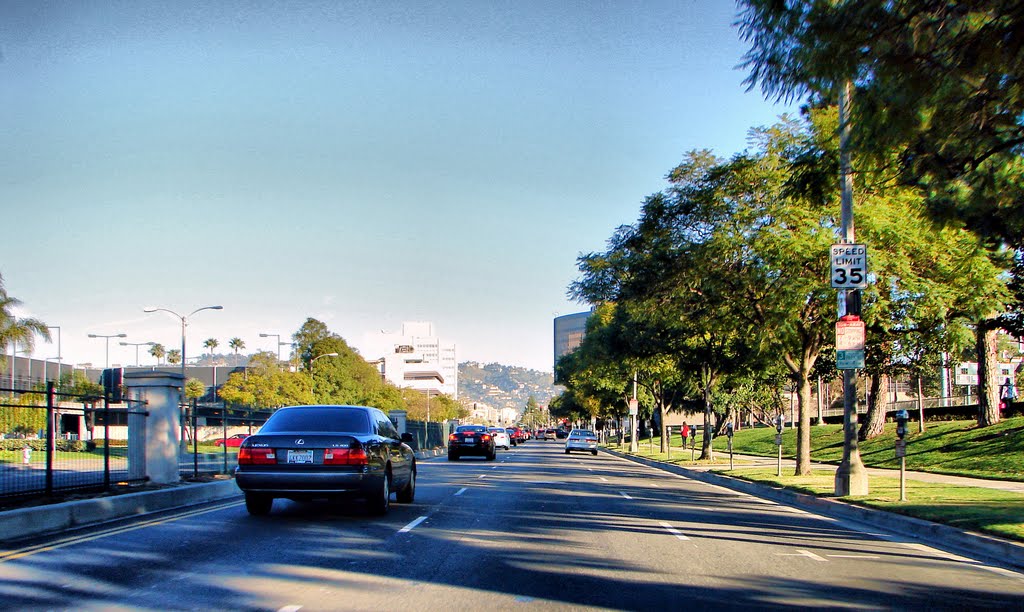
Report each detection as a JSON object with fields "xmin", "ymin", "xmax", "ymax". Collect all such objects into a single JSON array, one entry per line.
[
  {"xmin": 260, "ymin": 407, "xmax": 371, "ymax": 434},
  {"xmin": 456, "ymin": 425, "xmax": 486, "ymax": 433}
]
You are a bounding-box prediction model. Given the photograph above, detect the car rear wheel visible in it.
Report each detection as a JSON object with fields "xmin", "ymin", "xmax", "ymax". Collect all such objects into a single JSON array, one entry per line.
[
  {"xmin": 448, "ymin": 452, "xmax": 459, "ymax": 461},
  {"xmin": 486, "ymin": 450, "xmax": 496, "ymax": 461},
  {"xmin": 591, "ymin": 450, "xmax": 598, "ymax": 455},
  {"xmin": 245, "ymin": 493, "xmax": 273, "ymax": 516},
  {"xmin": 368, "ymin": 470, "xmax": 390, "ymax": 515},
  {"xmin": 564, "ymin": 449, "xmax": 570, "ymax": 454},
  {"xmin": 396, "ymin": 467, "xmax": 416, "ymax": 503}
]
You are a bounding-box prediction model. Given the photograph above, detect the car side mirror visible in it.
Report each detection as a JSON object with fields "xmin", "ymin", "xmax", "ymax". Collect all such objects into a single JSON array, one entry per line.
[{"xmin": 401, "ymin": 433, "xmax": 414, "ymax": 444}]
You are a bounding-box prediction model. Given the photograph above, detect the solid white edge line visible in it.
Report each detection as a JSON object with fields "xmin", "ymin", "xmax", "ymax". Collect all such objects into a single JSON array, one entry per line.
[
  {"xmin": 454, "ymin": 487, "xmax": 468, "ymax": 496},
  {"xmin": 398, "ymin": 516, "xmax": 429, "ymax": 534},
  {"xmin": 659, "ymin": 521, "xmax": 690, "ymax": 541}
]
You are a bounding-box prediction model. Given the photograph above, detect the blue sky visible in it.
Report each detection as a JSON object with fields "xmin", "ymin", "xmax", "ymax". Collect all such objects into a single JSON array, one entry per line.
[{"xmin": 1, "ymin": 1, "xmax": 796, "ymax": 372}]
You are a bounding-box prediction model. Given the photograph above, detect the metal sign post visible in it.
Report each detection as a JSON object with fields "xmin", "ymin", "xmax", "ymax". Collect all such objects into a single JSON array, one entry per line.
[
  {"xmin": 775, "ymin": 414, "xmax": 784, "ymax": 477},
  {"xmin": 896, "ymin": 410, "xmax": 909, "ymax": 501}
]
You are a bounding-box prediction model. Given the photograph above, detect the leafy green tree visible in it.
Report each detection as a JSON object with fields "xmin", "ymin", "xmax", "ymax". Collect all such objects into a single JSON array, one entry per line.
[
  {"xmin": 739, "ymin": 0, "xmax": 1023, "ymax": 425},
  {"xmin": 167, "ymin": 349, "xmax": 182, "ymax": 365},
  {"xmin": 219, "ymin": 351, "xmax": 308, "ymax": 408},
  {"xmin": 739, "ymin": 0, "xmax": 1024, "ymax": 249},
  {"xmin": 149, "ymin": 343, "xmax": 166, "ymax": 365},
  {"xmin": 0, "ymin": 273, "xmax": 50, "ymax": 371},
  {"xmin": 184, "ymin": 378, "xmax": 206, "ymax": 401}
]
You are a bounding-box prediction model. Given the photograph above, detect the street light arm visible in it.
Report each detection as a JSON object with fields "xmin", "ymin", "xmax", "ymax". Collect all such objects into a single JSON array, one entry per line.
[{"xmin": 188, "ymin": 305, "xmax": 223, "ymax": 318}]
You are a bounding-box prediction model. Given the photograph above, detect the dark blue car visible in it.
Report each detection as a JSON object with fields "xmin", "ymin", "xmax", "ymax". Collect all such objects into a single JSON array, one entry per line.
[{"xmin": 235, "ymin": 405, "xmax": 416, "ymax": 516}]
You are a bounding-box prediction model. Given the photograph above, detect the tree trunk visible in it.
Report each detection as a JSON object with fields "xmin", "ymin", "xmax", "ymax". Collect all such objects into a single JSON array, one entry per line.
[
  {"xmin": 795, "ymin": 374, "xmax": 812, "ymax": 476},
  {"xmin": 699, "ymin": 385, "xmax": 713, "ymax": 460},
  {"xmin": 977, "ymin": 319, "xmax": 1001, "ymax": 426},
  {"xmin": 859, "ymin": 372, "xmax": 888, "ymax": 440}
]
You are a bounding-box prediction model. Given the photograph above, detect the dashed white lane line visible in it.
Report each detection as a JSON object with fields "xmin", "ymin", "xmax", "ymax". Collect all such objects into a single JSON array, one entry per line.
[
  {"xmin": 454, "ymin": 487, "xmax": 468, "ymax": 496},
  {"xmin": 652, "ymin": 484, "xmax": 661, "ymax": 488},
  {"xmin": 398, "ymin": 516, "xmax": 429, "ymax": 534},
  {"xmin": 776, "ymin": 550, "xmax": 827, "ymax": 562},
  {"xmin": 478, "ymin": 475, "xmax": 487, "ymax": 479},
  {"xmin": 619, "ymin": 492, "xmax": 633, "ymax": 500},
  {"xmin": 599, "ymin": 477, "xmax": 609, "ymax": 482},
  {"xmin": 660, "ymin": 522, "xmax": 690, "ymax": 541},
  {"xmin": 278, "ymin": 606, "xmax": 303, "ymax": 612},
  {"xmin": 491, "ymin": 466, "xmax": 498, "ymax": 469},
  {"xmin": 828, "ymin": 555, "xmax": 880, "ymax": 559}
]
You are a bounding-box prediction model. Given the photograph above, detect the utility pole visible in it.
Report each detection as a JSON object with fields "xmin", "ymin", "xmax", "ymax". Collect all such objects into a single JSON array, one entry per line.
[{"xmin": 833, "ymin": 80, "xmax": 869, "ymax": 496}]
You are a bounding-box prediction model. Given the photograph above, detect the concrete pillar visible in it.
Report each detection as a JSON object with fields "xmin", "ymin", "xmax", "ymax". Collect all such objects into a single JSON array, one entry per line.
[
  {"xmin": 125, "ymin": 370, "xmax": 183, "ymax": 484},
  {"xmin": 389, "ymin": 410, "xmax": 408, "ymax": 434}
]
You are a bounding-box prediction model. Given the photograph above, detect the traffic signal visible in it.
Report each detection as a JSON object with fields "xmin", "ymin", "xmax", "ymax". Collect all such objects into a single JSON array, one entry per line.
[{"xmin": 102, "ymin": 368, "xmax": 124, "ymax": 403}]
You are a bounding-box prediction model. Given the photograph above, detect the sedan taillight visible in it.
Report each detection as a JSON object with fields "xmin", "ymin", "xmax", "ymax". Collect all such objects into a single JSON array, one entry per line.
[
  {"xmin": 238, "ymin": 447, "xmax": 276, "ymax": 465},
  {"xmin": 481, "ymin": 434, "xmax": 491, "ymax": 441},
  {"xmin": 449, "ymin": 433, "xmax": 459, "ymax": 441},
  {"xmin": 324, "ymin": 448, "xmax": 369, "ymax": 466}
]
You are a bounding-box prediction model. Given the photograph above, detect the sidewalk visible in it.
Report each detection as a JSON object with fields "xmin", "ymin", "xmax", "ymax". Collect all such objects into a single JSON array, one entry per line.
[
  {"xmin": 605, "ymin": 447, "xmax": 1024, "ymax": 572},
  {"xmin": 715, "ymin": 451, "xmax": 1024, "ymax": 493}
]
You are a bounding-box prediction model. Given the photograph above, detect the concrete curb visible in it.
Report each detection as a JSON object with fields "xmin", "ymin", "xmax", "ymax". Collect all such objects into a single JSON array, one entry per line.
[
  {"xmin": 0, "ymin": 480, "xmax": 242, "ymax": 544},
  {"xmin": 604, "ymin": 448, "xmax": 1024, "ymax": 572}
]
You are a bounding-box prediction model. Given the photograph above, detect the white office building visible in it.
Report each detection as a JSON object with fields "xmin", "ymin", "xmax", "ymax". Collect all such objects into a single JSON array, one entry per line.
[{"xmin": 379, "ymin": 322, "xmax": 458, "ymax": 398}]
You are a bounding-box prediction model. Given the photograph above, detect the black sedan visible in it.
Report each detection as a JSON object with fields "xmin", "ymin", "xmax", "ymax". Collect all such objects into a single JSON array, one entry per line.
[
  {"xmin": 234, "ymin": 405, "xmax": 416, "ymax": 516},
  {"xmin": 447, "ymin": 424, "xmax": 496, "ymax": 461}
]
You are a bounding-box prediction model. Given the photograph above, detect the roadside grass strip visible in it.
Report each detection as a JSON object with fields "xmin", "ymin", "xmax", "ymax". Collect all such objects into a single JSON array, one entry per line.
[{"xmin": 721, "ymin": 468, "xmax": 1024, "ymax": 542}]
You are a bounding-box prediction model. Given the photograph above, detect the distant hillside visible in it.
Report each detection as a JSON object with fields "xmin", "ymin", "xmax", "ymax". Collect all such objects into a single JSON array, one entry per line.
[{"xmin": 459, "ymin": 362, "xmax": 560, "ymax": 414}]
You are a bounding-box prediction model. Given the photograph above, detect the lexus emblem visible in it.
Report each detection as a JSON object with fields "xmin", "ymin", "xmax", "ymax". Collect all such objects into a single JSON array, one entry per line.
[{"xmin": 295, "ymin": 439, "xmax": 305, "ymax": 445}]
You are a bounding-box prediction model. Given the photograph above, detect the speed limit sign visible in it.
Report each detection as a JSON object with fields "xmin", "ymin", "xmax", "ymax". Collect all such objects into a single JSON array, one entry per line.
[{"xmin": 831, "ymin": 243, "xmax": 868, "ymax": 289}]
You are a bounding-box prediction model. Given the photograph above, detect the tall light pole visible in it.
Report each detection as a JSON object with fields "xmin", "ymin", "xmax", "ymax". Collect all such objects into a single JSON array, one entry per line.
[
  {"xmin": 144, "ymin": 305, "xmax": 223, "ymax": 449},
  {"xmin": 47, "ymin": 326, "xmax": 61, "ymax": 384},
  {"xmin": 309, "ymin": 352, "xmax": 339, "ymax": 402},
  {"xmin": 258, "ymin": 333, "xmax": 289, "ymax": 363},
  {"xmin": 88, "ymin": 333, "xmax": 127, "ymax": 368},
  {"xmin": 833, "ymin": 80, "xmax": 869, "ymax": 496},
  {"xmin": 120, "ymin": 341, "xmax": 156, "ymax": 367}
]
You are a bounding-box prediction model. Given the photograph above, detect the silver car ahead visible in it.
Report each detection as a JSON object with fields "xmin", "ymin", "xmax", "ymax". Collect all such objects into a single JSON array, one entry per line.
[{"xmin": 565, "ymin": 429, "xmax": 598, "ymax": 455}]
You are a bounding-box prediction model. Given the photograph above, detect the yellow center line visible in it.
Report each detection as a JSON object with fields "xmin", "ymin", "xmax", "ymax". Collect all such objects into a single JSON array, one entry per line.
[{"xmin": 0, "ymin": 500, "xmax": 245, "ymax": 563}]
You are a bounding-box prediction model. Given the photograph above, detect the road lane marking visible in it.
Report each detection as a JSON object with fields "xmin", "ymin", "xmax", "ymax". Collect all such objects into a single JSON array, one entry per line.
[
  {"xmin": 659, "ymin": 522, "xmax": 690, "ymax": 541},
  {"xmin": 652, "ymin": 484, "xmax": 661, "ymax": 488},
  {"xmin": 398, "ymin": 516, "xmax": 428, "ymax": 533},
  {"xmin": 776, "ymin": 550, "xmax": 827, "ymax": 562},
  {"xmin": 478, "ymin": 475, "xmax": 487, "ymax": 479},
  {"xmin": 619, "ymin": 492, "xmax": 633, "ymax": 500},
  {"xmin": 828, "ymin": 555, "xmax": 879, "ymax": 559},
  {"xmin": 278, "ymin": 606, "xmax": 303, "ymax": 612},
  {"xmin": 599, "ymin": 477, "xmax": 609, "ymax": 482},
  {"xmin": 454, "ymin": 487, "xmax": 468, "ymax": 496}
]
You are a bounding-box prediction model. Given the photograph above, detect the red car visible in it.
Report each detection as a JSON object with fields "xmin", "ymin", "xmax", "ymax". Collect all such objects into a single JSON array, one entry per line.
[{"xmin": 214, "ymin": 433, "xmax": 250, "ymax": 447}]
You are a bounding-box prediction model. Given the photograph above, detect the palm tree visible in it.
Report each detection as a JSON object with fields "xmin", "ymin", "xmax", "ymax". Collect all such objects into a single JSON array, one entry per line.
[
  {"xmin": 203, "ymin": 338, "xmax": 219, "ymax": 362},
  {"xmin": 228, "ymin": 337, "xmax": 245, "ymax": 365},
  {"xmin": 149, "ymin": 343, "xmax": 166, "ymax": 365},
  {"xmin": 167, "ymin": 349, "xmax": 182, "ymax": 365},
  {"xmin": 0, "ymin": 273, "xmax": 51, "ymax": 371}
]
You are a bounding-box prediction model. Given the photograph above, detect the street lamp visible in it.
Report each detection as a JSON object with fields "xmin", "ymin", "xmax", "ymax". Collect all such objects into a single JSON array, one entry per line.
[
  {"xmin": 144, "ymin": 305, "xmax": 223, "ymax": 448},
  {"xmin": 120, "ymin": 341, "xmax": 157, "ymax": 367},
  {"xmin": 258, "ymin": 333, "xmax": 290, "ymax": 363},
  {"xmin": 47, "ymin": 326, "xmax": 61, "ymax": 384},
  {"xmin": 309, "ymin": 352, "xmax": 339, "ymax": 402},
  {"xmin": 88, "ymin": 333, "xmax": 127, "ymax": 368}
]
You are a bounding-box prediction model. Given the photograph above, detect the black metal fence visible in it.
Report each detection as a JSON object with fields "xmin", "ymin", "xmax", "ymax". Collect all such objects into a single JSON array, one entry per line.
[
  {"xmin": 405, "ymin": 420, "xmax": 447, "ymax": 451},
  {"xmin": 180, "ymin": 401, "xmax": 273, "ymax": 478},
  {"xmin": 1, "ymin": 382, "xmax": 148, "ymax": 503}
]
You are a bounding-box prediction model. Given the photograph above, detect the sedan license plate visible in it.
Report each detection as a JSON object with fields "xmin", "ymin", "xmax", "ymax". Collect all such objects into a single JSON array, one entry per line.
[
  {"xmin": 287, "ymin": 450, "xmax": 314, "ymax": 464},
  {"xmin": 464, "ymin": 437, "xmax": 475, "ymax": 443}
]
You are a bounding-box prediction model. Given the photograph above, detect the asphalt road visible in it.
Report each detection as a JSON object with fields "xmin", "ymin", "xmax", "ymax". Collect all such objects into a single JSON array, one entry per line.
[{"xmin": 1, "ymin": 442, "xmax": 1023, "ymax": 610}]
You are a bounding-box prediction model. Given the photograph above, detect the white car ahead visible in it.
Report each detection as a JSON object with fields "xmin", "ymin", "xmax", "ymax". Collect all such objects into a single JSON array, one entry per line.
[
  {"xmin": 488, "ymin": 427, "xmax": 511, "ymax": 450},
  {"xmin": 565, "ymin": 429, "xmax": 599, "ymax": 455}
]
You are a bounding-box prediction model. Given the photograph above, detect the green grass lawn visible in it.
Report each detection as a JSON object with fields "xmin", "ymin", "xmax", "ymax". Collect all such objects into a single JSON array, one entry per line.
[
  {"xmin": 607, "ymin": 417, "xmax": 1024, "ymax": 542},
  {"xmin": 712, "ymin": 416, "xmax": 1024, "ymax": 481}
]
